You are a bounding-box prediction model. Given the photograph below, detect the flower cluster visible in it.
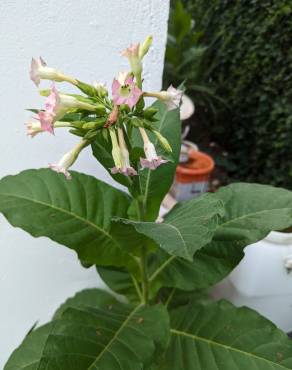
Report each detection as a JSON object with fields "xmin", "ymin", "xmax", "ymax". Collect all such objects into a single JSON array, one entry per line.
[{"xmin": 27, "ymin": 36, "xmax": 183, "ymax": 179}]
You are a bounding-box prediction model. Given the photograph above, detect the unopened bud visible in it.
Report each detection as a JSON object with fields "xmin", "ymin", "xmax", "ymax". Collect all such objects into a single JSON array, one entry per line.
[
  {"xmin": 143, "ymin": 107, "xmax": 158, "ymax": 118},
  {"xmin": 139, "ymin": 35, "xmax": 153, "ymax": 59},
  {"xmin": 153, "ymin": 131, "xmax": 172, "ymax": 153}
]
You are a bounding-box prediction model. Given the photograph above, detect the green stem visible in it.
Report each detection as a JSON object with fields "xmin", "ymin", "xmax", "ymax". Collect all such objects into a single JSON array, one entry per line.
[
  {"xmin": 136, "ymin": 73, "xmax": 142, "ymax": 90},
  {"xmin": 141, "ymin": 246, "xmax": 149, "ymax": 304},
  {"xmin": 136, "ymin": 198, "xmax": 150, "ymax": 305},
  {"xmin": 165, "ymin": 288, "xmax": 176, "ymax": 308},
  {"xmin": 149, "ymin": 255, "xmax": 176, "ymax": 282},
  {"xmin": 131, "ymin": 275, "xmax": 143, "ymax": 302}
]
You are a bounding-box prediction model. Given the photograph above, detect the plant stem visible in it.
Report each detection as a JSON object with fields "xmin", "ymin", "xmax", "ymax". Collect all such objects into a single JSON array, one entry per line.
[
  {"xmin": 131, "ymin": 275, "xmax": 143, "ymax": 302},
  {"xmin": 165, "ymin": 288, "xmax": 176, "ymax": 308},
  {"xmin": 141, "ymin": 246, "xmax": 149, "ymax": 304},
  {"xmin": 149, "ymin": 255, "xmax": 176, "ymax": 282},
  {"xmin": 136, "ymin": 198, "xmax": 150, "ymax": 305}
]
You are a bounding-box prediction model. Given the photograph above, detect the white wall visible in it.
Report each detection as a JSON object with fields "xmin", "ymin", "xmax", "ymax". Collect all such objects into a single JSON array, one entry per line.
[{"xmin": 0, "ymin": 0, "xmax": 169, "ymax": 366}]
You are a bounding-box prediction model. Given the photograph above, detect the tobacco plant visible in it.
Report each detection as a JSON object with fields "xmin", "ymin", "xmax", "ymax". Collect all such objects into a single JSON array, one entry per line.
[{"xmin": 2, "ymin": 36, "xmax": 292, "ymax": 370}]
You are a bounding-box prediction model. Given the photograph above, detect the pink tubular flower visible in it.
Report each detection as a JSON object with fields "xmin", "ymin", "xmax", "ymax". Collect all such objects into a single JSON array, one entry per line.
[
  {"xmin": 30, "ymin": 57, "xmax": 77, "ymax": 87},
  {"xmin": 37, "ymin": 111, "xmax": 55, "ymax": 135},
  {"xmin": 45, "ymin": 84, "xmax": 96, "ymax": 119},
  {"xmin": 112, "ymin": 72, "xmax": 142, "ymax": 109},
  {"xmin": 36, "ymin": 84, "xmax": 97, "ymax": 135},
  {"xmin": 139, "ymin": 128, "xmax": 168, "ymax": 170},
  {"xmin": 121, "ymin": 43, "xmax": 140, "ymax": 58},
  {"xmin": 26, "ymin": 118, "xmax": 71, "ymax": 137},
  {"xmin": 109, "ymin": 128, "xmax": 137, "ymax": 176},
  {"xmin": 144, "ymin": 85, "xmax": 183, "ymax": 111},
  {"xmin": 49, "ymin": 140, "xmax": 88, "ymax": 180},
  {"xmin": 121, "ymin": 43, "xmax": 142, "ymax": 77}
]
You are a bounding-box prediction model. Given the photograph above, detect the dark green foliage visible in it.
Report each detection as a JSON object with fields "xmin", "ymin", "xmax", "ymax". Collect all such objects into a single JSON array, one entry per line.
[
  {"xmin": 165, "ymin": 0, "xmax": 292, "ymax": 187},
  {"xmin": 163, "ymin": 0, "xmax": 226, "ymax": 123}
]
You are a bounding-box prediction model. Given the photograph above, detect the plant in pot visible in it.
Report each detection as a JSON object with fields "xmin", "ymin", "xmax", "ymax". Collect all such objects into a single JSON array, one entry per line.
[{"xmin": 2, "ymin": 36, "xmax": 292, "ymax": 370}]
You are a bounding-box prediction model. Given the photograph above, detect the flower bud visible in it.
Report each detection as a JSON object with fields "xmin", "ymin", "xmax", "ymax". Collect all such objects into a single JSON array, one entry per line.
[
  {"xmin": 93, "ymin": 81, "xmax": 108, "ymax": 97},
  {"xmin": 153, "ymin": 131, "xmax": 172, "ymax": 153},
  {"xmin": 139, "ymin": 35, "xmax": 153, "ymax": 59},
  {"xmin": 109, "ymin": 128, "xmax": 123, "ymax": 171},
  {"xmin": 143, "ymin": 107, "xmax": 158, "ymax": 119}
]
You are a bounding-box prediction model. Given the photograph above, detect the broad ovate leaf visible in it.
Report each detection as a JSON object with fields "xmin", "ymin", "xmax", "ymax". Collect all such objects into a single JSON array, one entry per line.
[
  {"xmin": 53, "ymin": 288, "xmax": 117, "ymax": 319},
  {"xmin": 150, "ymin": 183, "xmax": 292, "ymax": 290},
  {"xmin": 5, "ymin": 289, "xmax": 118, "ymax": 370},
  {"xmin": 0, "ymin": 169, "xmax": 138, "ymax": 271},
  {"xmin": 5, "ymin": 302, "xmax": 170, "ymax": 370},
  {"xmin": 117, "ymin": 193, "xmax": 224, "ymax": 261},
  {"xmin": 162, "ymin": 300, "xmax": 292, "ymax": 370}
]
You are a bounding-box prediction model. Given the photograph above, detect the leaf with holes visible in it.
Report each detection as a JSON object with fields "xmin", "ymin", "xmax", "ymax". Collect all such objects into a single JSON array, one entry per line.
[
  {"xmin": 116, "ymin": 192, "xmax": 224, "ymax": 261},
  {"xmin": 0, "ymin": 169, "xmax": 139, "ymax": 272},
  {"xmin": 162, "ymin": 299, "xmax": 292, "ymax": 370},
  {"xmin": 5, "ymin": 301, "xmax": 170, "ymax": 370},
  {"xmin": 149, "ymin": 183, "xmax": 292, "ymax": 290}
]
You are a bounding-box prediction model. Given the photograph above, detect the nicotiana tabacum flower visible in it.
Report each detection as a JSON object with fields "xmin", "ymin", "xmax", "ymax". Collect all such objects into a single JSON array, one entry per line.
[
  {"xmin": 30, "ymin": 84, "xmax": 98, "ymax": 135},
  {"xmin": 139, "ymin": 128, "xmax": 169, "ymax": 170},
  {"xmin": 110, "ymin": 128, "xmax": 137, "ymax": 176},
  {"xmin": 49, "ymin": 140, "xmax": 89, "ymax": 180},
  {"xmin": 26, "ymin": 119, "xmax": 71, "ymax": 137},
  {"xmin": 27, "ymin": 36, "xmax": 181, "ymax": 179},
  {"xmin": 112, "ymin": 72, "xmax": 142, "ymax": 109},
  {"xmin": 30, "ymin": 57, "xmax": 77, "ymax": 87},
  {"xmin": 121, "ymin": 35, "xmax": 153, "ymax": 87},
  {"xmin": 144, "ymin": 85, "xmax": 183, "ymax": 111}
]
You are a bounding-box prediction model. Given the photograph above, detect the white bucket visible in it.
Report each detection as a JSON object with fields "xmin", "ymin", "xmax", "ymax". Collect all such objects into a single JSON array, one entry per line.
[{"xmin": 212, "ymin": 231, "xmax": 292, "ymax": 331}]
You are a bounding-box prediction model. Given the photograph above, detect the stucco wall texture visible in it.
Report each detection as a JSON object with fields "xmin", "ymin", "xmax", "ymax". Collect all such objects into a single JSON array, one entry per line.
[{"xmin": 0, "ymin": 0, "xmax": 169, "ymax": 366}]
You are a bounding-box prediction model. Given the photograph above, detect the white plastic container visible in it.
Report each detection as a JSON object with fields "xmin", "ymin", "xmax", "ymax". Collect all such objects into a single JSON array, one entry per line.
[{"xmin": 212, "ymin": 231, "xmax": 292, "ymax": 332}]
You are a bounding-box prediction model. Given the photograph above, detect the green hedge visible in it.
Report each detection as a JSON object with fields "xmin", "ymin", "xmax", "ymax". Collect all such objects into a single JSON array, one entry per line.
[{"xmin": 178, "ymin": 0, "xmax": 292, "ymax": 186}]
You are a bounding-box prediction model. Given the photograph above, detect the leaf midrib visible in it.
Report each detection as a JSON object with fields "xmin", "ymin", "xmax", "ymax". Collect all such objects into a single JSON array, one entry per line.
[
  {"xmin": 151, "ymin": 206, "xmax": 292, "ymax": 280},
  {"xmin": 219, "ymin": 207, "xmax": 292, "ymax": 228},
  {"xmin": 89, "ymin": 305, "xmax": 142, "ymax": 369},
  {"xmin": 159, "ymin": 223, "xmax": 191, "ymax": 260},
  {"xmin": 171, "ymin": 328, "xmax": 289, "ymax": 369},
  {"xmin": 0, "ymin": 192, "xmax": 118, "ymax": 247}
]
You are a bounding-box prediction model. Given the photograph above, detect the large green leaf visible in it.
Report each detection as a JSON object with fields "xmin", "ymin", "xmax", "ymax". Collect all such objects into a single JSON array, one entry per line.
[
  {"xmin": 53, "ymin": 288, "xmax": 117, "ymax": 319},
  {"xmin": 5, "ymin": 323, "xmax": 53, "ymax": 370},
  {"xmin": 5, "ymin": 289, "xmax": 117, "ymax": 370},
  {"xmin": 162, "ymin": 300, "xmax": 292, "ymax": 370},
  {"xmin": 150, "ymin": 183, "xmax": 292, "ymax": 290},
  {"xmin": 0, "ymin": 169, "xmax": 138, "ymax": 271},
  {"xmin": 5, "ymin": 301, "xmax": 170, "ymax": 370},
  {"xmin": 117, "ymin": 192, "xmax": 224, "ymax": 261}
]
